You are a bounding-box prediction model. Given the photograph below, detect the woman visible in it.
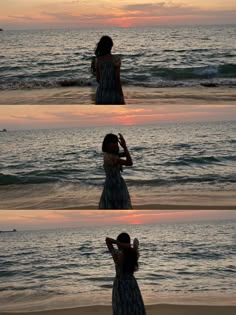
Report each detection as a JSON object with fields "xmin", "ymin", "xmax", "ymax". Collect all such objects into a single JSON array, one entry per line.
[
  {"xmin": 99, "ymin": 133, "xmax": 132, "ymax": 209},
  {"xmin": 106, "ymin": 233, "xmax": 146, "ymax": 315},
  {"xmin": 93, "ymin": 35, "xmax": 125, "ymax": 104}
]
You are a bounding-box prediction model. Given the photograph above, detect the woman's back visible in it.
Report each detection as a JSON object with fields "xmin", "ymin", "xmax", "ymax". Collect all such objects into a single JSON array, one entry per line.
[
  {"xmin": 97, "ymin": 57, "xmax": 117, "ymax": 89},
  {"xmin": 96, "ymin": 55, "xmax": 124, "ymax": 104},
  {"xmin": 114, "ymin": 248, "xmax": 138, "ymax": 279},
  {"xmin": 103, "ymin": 153, "xmax": 122, "ymax": 179},
  {"xmin": 99, "ymin": 152, "xmax": 132, "ymax": 209},
  {"xmin": 108, "ymin": 239, "xmax": 146, "ymax": 315}
]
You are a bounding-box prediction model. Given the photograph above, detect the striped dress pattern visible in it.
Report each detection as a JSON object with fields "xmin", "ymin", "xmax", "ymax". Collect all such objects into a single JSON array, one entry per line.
[
  {"xmin": 96, "ymin": 56, "xmax": 125, "ymax": 104},
  {"xmin": 112, "ymin": 249, "xmax": 146, "ymax": 315},
  {"xmin": 98, "ymin": 153, "xmax": 132, "ymax": 209}
]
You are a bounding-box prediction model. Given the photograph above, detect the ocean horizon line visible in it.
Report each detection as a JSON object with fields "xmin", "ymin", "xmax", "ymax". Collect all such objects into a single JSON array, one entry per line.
[
  {"xmin": 1, "ymin": 217, "xmax": 236, "ymax": 233},
  {"xmin": 2, "ymin": 23, "xmax": 236, "ymax": 32},
  {"xmin": 2, "ymin": 119, "xmax": 236, "ymax": 133}
]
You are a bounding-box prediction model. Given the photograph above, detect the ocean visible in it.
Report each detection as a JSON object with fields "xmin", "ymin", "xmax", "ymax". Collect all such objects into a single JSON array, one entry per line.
[
  {"xmin": 0, "ymin": 220, "xmax": 235, "ymax": 312},
  {"xmin": 0, "ymin": 121, "xmax": 236, "ymax": 209},
  {"xmin": 0, "ymin": 25, "xmax": 236, "ymax": 104}
]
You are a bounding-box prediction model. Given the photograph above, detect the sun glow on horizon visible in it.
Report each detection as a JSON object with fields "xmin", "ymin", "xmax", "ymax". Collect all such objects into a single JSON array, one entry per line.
[
  {"xmin": 0, "ymin": 105, "xmax": 235, "ymax": 131},
  {"xmin": 0, "ymin": 210, "xmax": 236, "ymax": 230},
  {"xmin": 130, "ymin": 220, "xmax": 142, "ymax": 225},
  {"xmin": 1, "ymin": 1, "xmax": 236, "ymax": 29}
]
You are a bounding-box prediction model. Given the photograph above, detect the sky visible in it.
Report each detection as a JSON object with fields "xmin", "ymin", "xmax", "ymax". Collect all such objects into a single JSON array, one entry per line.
[
  {"xmin": 0, "ymin": 105, "xmax": 236, "ymax": 130},
  {"xmin": 1, "ymin": 0, "xmax": 236, "ymax": 29},
  {"xmin": 0, "ymin": 210, "xmax": 236, "ymax": 230}
]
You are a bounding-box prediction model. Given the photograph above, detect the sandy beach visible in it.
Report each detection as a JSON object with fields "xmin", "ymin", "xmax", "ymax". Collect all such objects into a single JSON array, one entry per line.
[
  {"xmin": 1, "ymin": 120, "xmax": 235, "ymax": 210},
  {"xmin": 1, "ymin": 304, "xmax": 236, "ymax": 315},
  {"xmin": 0, "ymin": 86, "xmax": 235, "ymax": 105},
  {"xmin": 0, "ymin": 182, "xmax": 235, "ymax": 210},
  {"xmin": 1, "ymin": 220, "xmax": 235, "ymax": 314}
]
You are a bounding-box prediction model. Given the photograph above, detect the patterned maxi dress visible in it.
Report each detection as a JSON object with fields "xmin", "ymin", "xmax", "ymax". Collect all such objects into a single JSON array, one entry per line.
[
  {"xmin": 96, "ymin": 56, "xmax": 125, "ymax": 104},
  {"xmin": 112, "ymin": 249, "xmax": 146, "ymax": 315},
  {"xmin": 98, "ymin": 153, "xmax": 132, "ymax": 209}
]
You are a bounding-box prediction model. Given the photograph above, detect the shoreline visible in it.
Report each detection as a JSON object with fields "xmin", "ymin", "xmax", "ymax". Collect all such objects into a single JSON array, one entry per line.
[
  {"xmin": 0, "ymin": 86, "xmax": 235, "ymax": 105},
  {"xmin": 1, "ymin": 203, "xmax": 235, "ymax": 211},
  {"xmin": 0, "ymin": 185, "xmax": 235, "ymax": 210},
  {"xmin": 0, "ymin": 203, "xmax": 235, "ymax": 210},
  {"xmin": 1, "ymin": 304, "xmax": 236, "ymax": 315},
  {"xmin": 68, "ymin": 204, "xmax": 236, "ymax": 210}
]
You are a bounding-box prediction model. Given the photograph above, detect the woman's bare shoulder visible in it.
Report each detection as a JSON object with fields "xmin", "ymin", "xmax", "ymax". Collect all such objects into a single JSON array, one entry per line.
[{"xmin": 104, "ymin": 153, "xmax": 119, "ymax": 165}]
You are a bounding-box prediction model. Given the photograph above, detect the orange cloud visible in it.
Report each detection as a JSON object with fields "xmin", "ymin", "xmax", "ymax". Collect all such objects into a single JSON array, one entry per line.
[
  {"xmin": 1, "ymin": 1, "xmax": 236, "ymax": 28},
  {"xmin": 0, "ymin": 105, "xmax": 235, "ymax": 130},
  {"xmin": 1, "ymin": 210, "xmax": 236, "ymax": 230}
]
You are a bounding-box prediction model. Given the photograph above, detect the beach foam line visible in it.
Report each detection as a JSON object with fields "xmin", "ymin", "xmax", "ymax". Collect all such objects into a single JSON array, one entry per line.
[
  {"xmin": 37, "ymin": 204, "xmax": 236, "ymax": 210},
  {"xmin": 0, "ymin": 85, "xmax": 236, "ymax": 105},
  {"xmin": 0, "ymin": 304, "xmax": 236, "ymax": 315}
]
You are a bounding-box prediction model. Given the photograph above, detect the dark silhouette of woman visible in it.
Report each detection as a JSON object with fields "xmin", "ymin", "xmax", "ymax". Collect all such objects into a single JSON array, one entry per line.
[
  {"xmin": 92, "ymin": 36, "xmax": 125, "ymax": 104},
  {"xmin": 99, "ymin": 133, "xmax": 132, "ymax": 209},
  {"xmin": 106, "ymin": 233, "xmax": 146, "ymax": 315}
]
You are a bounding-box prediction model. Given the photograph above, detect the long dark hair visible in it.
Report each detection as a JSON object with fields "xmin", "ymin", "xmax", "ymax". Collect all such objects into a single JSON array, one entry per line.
[
  {"xmin": 117, "ymin": 233, "xmax": 139, "ymax": 274},
  {"xmin": 102, "ymin": 133, "xmax": 119, "ymax": 153},
  {"xmin": 95, "ymin": 36, "xmax": 113, "ymax": 57}
]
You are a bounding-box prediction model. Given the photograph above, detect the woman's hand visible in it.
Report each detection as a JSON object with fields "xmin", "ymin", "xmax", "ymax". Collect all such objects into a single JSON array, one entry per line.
[
  {"xmin": 106, "ymin": 237, "xmax": 117, "ymax": 244},
  {"xmin": 117, "ymin": 133, "xmax": 133, "ymax": 166},
  {"xmin": 118, "ymin": 133, "xmax": 127, "ymax": 148},
  {"xmin": 106, "ymin": 237, "xmax": 130, "ymax": 249}
]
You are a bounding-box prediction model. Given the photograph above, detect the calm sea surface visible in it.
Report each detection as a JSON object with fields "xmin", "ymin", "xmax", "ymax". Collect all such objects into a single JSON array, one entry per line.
[
  {"xmin": 0, "ymin": 25, "xmax": 236, "ymax": 104},
  {"xmin": 0, "ymin": 220, "xmax": 235, "ymax": 311},
  {"xmin": 0, "ymin": 121, "xmax": 236, "ymax": 209}
]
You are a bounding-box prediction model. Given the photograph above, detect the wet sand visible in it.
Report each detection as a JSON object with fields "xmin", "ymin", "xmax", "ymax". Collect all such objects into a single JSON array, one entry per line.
[
  {"xmin": 1, "ymin": 304, "xmax": 236, "ymax": 315},
  {"xmin": 0, "ymin": 182, "xmax": 235, "ymax": 210},
  {"xmin": 0, "ymin": 86, "xmax": 235, "ymax": 105}
]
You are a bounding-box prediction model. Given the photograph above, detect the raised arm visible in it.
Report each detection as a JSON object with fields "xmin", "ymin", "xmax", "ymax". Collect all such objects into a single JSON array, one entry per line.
[
  {"xmin": 106, "ymin": 237, "xmax": 131, "ymax": 252},
  {"xmin": 105, "ymin": 237, "xmax": 117, "ymax": 253},
  {"xmin": 119, "ymin": 152, "xmax": 126, "ymax": 158},
  {"xmin": 117, "ymin": 133, "xmax": 133, "ymax": 166},
  {"xmin": 105, "ymin": 237, "xmax": 122, "ymax": 264}
]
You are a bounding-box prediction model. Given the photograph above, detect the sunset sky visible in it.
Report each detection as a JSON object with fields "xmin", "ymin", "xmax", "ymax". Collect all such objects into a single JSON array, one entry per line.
[
  {"xmin": 1, "ymin": 0, "xmax": 236, "ymax": 29},
  {"xmin": 0, "ymin": 105, "xmax": 236, "ymax": 130},
  {"xmin": 0, "ymin": 210, "xmax": 235, "ymax": 230}
]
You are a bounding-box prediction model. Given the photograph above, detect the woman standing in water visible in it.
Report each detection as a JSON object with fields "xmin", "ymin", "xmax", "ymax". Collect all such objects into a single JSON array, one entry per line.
[
  {"xmin": 106, "ymin": 233, "xmax": 146, "ymax": 315},
  {"xmin": 99, "ymin": 133, "xmax": 132, "ymax": 209},
  {"xmin": 92, "ymin": 36, "xmax": 125, "ymax": 104}
]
